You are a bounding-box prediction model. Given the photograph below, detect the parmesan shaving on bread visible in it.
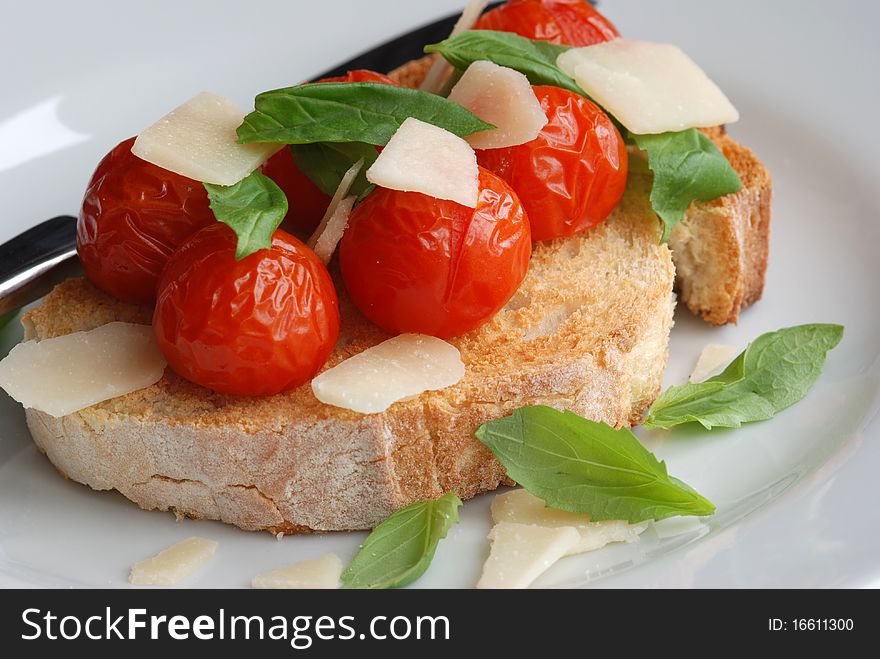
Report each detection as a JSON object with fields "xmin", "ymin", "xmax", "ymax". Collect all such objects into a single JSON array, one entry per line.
[
  {"xmin": 557, "ymin": 39, "xmax": 739, "ymax": 135},
  {"xmin": 0, "ymin": 322, "xmax": 166, "ymax": 417},
  {"xmin": 132, "ymin": 92, "xmax": 280, "ymax": 185},
  {"xmin": 448, "ymin": 60, "xmax": 547, "ymax": 149},
  {"xmin": 366, "ymin": 118, "xmax": 479, "ymax": 207},
  {"xmin": 311, "ymin": 334, "xmax": 465, "ymax": 414}
]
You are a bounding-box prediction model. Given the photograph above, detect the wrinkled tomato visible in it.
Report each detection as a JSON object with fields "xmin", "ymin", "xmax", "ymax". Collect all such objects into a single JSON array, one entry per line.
[
  {"xmin": 339, "ymin": 168, "xmax": 531, "ymax": 338},
  {"xmin": 474, "ymin": 0, "xmax": 619, "ymax": 46},
  {"xmin": 261, "ymin": 70, "xmax": 399, "ymax": 235},
  {"xmin": 76, "ymin": 137, "xmax": 216, "ymax": 305},
  {"xmin": 153, "ymin": 223, "xmax": 339, "ymax": 396},
  {"xmin": 477, "ymin": 85, "xmax": 627, "ymax": 241}
]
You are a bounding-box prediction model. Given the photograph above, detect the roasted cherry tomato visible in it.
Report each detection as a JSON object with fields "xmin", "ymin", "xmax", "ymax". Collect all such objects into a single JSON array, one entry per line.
[
  {"xmin": 76, "ymin": 137, "xmax": 216, "ymax": 305},
  {"xmin": 474, "ymin": 0, "xmax": 619, "ymax": 46},
  {"xmin": 261, "ymin": 70, "xmax": 399, "ymax": 235},
  {"xmin": 477, "ymin": 85, "xmax": 627, "ymax": 241},
  {"xmin": 153, "ymin": 223, "xmax": 339, "ymax": 396},
  {"xmin": 340, "ymin": 168, "xmax": 531, "ymax": 338}
]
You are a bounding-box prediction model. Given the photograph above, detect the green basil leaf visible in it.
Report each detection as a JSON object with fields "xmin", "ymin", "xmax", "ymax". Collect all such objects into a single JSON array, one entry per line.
[
  {"xmin": 0, "ymin": 310, "xmax": 18, "ymax": 332},
  {"xmin": 290, "ymin": 142, "xmax": 378, "ymax": 198},
  {"xmin": 476, "ymin": 406, "xmax": 715, "ymax": 523},
  {"xmin": 425, "ymin": 30, "xmax": 583, "ymax": 96},
  {"xmin": 645, "ymin": 324, "xmax": 845, "ymax": 430},
  {"xmin": 341, "ymin": 492, "xmax": 462, "ymax": 589},
  {"xmin": 204, "ymin": 171, "xmax": 288, "ymax": 260},
  {"xmin": 632, "ymin": 130, "xmax": 743, "ymax": 242},
  {"xmin": 238, "ymin": 82, "xmax": 495, "ymax": 146}
]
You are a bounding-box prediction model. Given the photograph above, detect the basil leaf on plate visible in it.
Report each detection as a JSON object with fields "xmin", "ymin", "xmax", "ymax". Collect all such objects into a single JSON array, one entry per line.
[
  {"xmin": 476, "ymin": 406, "xmax": 715, "ymax": 523},
  {"xmin": 204, "ymin": 171, "xmax": 288, "ymax": 260},
  {"xmin": 238, "ymin": 82, "xmax": 495, "ymax": 146},
  {"xmin": 425, "ymin": 30, "xmax": 582, "ymax": 96},
  {"xmin": 341, "ymin": 492, "xmax": 463, "ymax": 589},
  {"xmin": 290, "ymin": 142, "xmax": 378, "ymax": 199},
  {"xmin": 632, "ymin": 130, "xmax": 743, "ymax": 242},
  {"xmin": 646, "ymin": 324, "xmax": 845, "ymax": 430}
]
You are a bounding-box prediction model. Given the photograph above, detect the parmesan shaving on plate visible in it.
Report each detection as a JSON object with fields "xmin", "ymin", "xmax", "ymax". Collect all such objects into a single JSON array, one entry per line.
[
  {"xmin": 0, "ymin": 322, "xmax": 166, "ymax": 417},
  {"xmin": 307, "ymin": 157, "xmax": 364, "ymax": 263},
  {"xmin": 448, "ymin": 61, "xmax": 548, "ymax": 149},
  {"xmin": 420, "ymin": 0, "xmax": 489, "ymax": 94},
  {"xmin": 311, "ymin": 334, "xmax": 465, "ymax": 414},
  {"xmin": 491, "ymin": 489, "xmax": 647, "ymax": 556},
  {"xmin": 132, "ymin": 92, "xmax": 281, "ymax": 185},
  {"xmin": 690, "ymin": 343, "xmax": 738, "ymax": 383},
  {"xmin": 252, "ymin": 554, "xmax": 343, "ymax": 589},
  {"xmin": 366, "ymin": 118, "xmax": 479, "ymax": 208},
  {"xmin": 477, "ymin": 523, "xmax": 579, "ymax": 589},
  {"xmin": 556, "ymin": 39, "xmax": 739, "ymax": 135},
  {"xmin": 129, "ymin": 537, "xmax": 217, "ymax": 586}
]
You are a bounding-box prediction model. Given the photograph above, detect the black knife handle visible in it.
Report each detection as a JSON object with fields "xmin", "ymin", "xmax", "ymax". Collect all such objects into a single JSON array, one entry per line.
[{"xmin": 0, "ymin": 216, "xmax": 80, "ymax": 317}]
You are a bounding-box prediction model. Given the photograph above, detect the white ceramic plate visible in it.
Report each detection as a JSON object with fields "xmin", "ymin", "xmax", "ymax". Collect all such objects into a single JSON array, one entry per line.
[{"xmin": 1, "ymin": 0, "xmax": 878, "ymax": 588}]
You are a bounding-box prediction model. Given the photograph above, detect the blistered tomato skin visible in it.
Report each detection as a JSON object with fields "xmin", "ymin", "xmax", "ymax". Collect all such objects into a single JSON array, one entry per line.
[
  {"xmin": 340, "ymin": 168, "xmax": 531, "ymax": 339},
  {"xmin": 153, "ymin": 224, "xmax": 339, "ymax": 397},
  {"xmin": 474, "ymin": 0, "xmax": 619, "ymax": 46},
  {"xmin": 261, "ymin": 70, "xmax": 400, "ymax": 235},
  {"xmin": 477, "ymin": 85, "xmax": 627, "ymax": 241},
  {"xmin": 76, "ymin": 137, "xmax": 216, "ymax": 305}
]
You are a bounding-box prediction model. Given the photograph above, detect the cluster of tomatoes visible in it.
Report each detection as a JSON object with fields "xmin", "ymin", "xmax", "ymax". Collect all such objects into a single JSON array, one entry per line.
[{"xmin": 76, "ymin": 0, "xmax": 627, "ymax": 397}]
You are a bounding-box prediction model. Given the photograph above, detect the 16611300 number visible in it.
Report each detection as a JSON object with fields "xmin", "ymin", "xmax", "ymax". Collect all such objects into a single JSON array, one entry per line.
[{"xmin": 768, "ymin": 619, "xmax": 854, "ymax": 631}]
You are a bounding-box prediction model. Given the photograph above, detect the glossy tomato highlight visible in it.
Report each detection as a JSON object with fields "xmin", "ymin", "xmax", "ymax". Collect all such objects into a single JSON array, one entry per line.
[
  {"xmin": 340, "ymin": 168, "xmax": 531, "ymax": 338},
  {"xmin": 474, "ymin": 0, "xmax": 619, "ymax": 46},
  {"xmin": 76, "ymin": 137, "xmax": 216, "ymax": 305},
  {"xmin": 477, "ymin": 86, "xmax": 627, "ymax": 241},
  {"xmin": 153, "ymin": 224, "xmax": 339, "ymax": 397},
  {"xmin": 261, "ymin": 70, "xmax": 399, "ymax": 235}
]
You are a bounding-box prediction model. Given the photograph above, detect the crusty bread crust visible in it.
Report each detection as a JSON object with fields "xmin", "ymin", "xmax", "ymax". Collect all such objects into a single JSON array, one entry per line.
[
  {"xmin": 24, "ymin": 173, "xmax": 675, "ymax": 533},
  {"xmin": 672, "ymin": 128, "xmax": 772, "ymax": 325}
]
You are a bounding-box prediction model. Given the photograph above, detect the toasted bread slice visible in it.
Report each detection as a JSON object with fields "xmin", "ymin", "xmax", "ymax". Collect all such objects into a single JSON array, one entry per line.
[
  {"xmin": 671, "ymin": 127, "xmax": 772, "ymax": 325},
  {"xmin": 391, "ymin": 59, "xmax": 772, "ymax": 326},
  {"xmin": 23, "ymin": 171, "xmax": 674, "ymax": 533}
]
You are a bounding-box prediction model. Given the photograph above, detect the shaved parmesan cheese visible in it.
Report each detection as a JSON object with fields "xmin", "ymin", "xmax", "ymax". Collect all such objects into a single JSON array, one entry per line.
[
  {"xmin": 491, "ymin": 489, "xmax": 647, "ymax": 556},
  {"xmin": 308, "ymin": 157, "xmax": 364, "ymax": 263},
  {"xmin": 0, "ymin": 322, "xmax": 166, "ymax": 417},
  {"xmin": 448, "ymin": 61, "xmax": 548, "ymax": 149},
  {"xmin": 366, "ymin": 118, "xmax": 479, "ymax": 208},
  {"xmin": 132, "ymin": 92, "xmax": 280, "ymax": 185},
  {"xmin": 690, "ymin": 343, "xmax": 738, "ymax": 383},
  {"xmin": 251, "ymin": 554, "xmax": 343, "ymax": 589},
  {"xmin": 311, "ymin": 334, "xmax": 465, "ymax": 414},
  {"xmin": 477, "ymin": 523, "xmax": 579, "ymax": 589},
  {"xmin": 557, "ymin": 39, "xmax": 739, "ymax": 135},
  {"xmin": 420, "ymin": 0, "xmax": 489, "ymax": 94},
  {"xmin": 129, "ymin": 537, "xmax": 217, "ymax": 586},
  {"xmin": 311, "ymin": 196, "xmax": 355, "ymax": 264}
]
